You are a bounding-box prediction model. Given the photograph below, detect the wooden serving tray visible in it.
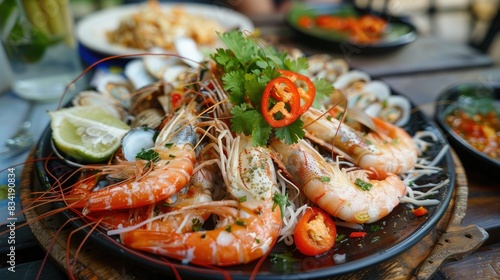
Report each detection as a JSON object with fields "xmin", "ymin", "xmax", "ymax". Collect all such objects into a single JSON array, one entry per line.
[{"xmin": 20, "ymin": 149, "xmax": 488, "ymax": 279}]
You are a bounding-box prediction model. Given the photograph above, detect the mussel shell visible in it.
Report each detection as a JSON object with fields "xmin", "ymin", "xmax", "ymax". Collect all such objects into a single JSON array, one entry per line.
[
  {"xmin": 130, "ymin": 108, "xmax": 165, "ymax": 129},
  {"xmin": 334, "ymin": 70, "xmax": 371, "ymax": 92},
  {"xmin": 379, "ymin": 95, "xmax": 411, "ymax": 127},
  {"xmin": 96, "ymin": 75, "xmax": 133, "ymax": 109},
  {"xmin": 124, "ymin": 59, "xmax": 157, "ymax": 90},
  {"xmin": 72, "ymin": 90, "xmax": 126, "ymax": 120},
  {"xmin": 129, "ymin": 83, "xmax": 172, "ymax": 116}
]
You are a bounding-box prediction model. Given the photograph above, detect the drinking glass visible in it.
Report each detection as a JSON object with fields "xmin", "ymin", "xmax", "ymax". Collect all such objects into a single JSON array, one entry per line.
[{"xmin": 0, "ymin": 0, "xmax": 84, "ymax": 102}]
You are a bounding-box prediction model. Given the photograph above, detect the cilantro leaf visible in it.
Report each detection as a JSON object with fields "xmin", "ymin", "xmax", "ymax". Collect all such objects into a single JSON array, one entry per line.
[
  {"xmin": 222, "ymin": 70, "xmax": 246, "ymax": 104},
  {"xmin": 250, "ymin": 117, "xmax": 273, "ymax": 146},
  {"xmin": 244, "ymin": 72, "xmax": 265, "ymax": 107},
  {"xmin": 231, "ymin": 104, "xmax": 257, "ymax": 135},
  {"xmin": 213, "ymin": 30, "xmax": 331, "ymax": 146},
  {"xmin": 284, "ymin": 57, "xmax": 309, "ymax": 74},
  {"xmin": 230, "ymin": 104, "xmax": 272, "ymax": 146},
  {"xmin": 260, "ymin": 66, "xmax": 281, "ymax": 83},
  {"xmin": 312, "ymin": 78, "xmax": 335, "ymax": 109},
  {"xmin": 212, "ymin": 48, "xmax": 239, "ymax": 72},
  {"xmin": 216, "ymin": 31, "xmax": 258, "ymax": 68},
  {"xmin": 274, "ymin": 118, "xmax": 305, "ymax": 144}
]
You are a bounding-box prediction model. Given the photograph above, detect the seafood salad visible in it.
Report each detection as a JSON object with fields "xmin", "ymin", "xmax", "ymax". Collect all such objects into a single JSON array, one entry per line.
[{"xmin": 34, "ymin": 30, "xmax": 451, "ymax": 276}]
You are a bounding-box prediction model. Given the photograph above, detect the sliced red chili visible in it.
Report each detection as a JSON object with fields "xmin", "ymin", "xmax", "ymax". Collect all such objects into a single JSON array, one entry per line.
[
  {"xmin": 171, "ymin": 92, "xmax": 183, "ymax": 108},
  {"xmin": 278, "ymin": 70, "xmax": 316, "ymax": 115},
  {"xmin": 349, "ymin": 231, "xmax": 367, "ymax": 238},
  {"xmin": 261, "ymin": 77, "xmax": 300, "ymax": 128},
  {"xmin": 412, "ymin": 206, "xmax": 428, "ymax": 217},
  {"xmin": 294, "ymin": 207, "xmax": 337, "ymax": 256}
]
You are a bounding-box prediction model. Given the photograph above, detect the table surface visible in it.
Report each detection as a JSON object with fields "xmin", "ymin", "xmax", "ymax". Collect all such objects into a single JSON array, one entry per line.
[{"xmin": 1, "ymin": 12, "xmax": 499, "ymax": 280}]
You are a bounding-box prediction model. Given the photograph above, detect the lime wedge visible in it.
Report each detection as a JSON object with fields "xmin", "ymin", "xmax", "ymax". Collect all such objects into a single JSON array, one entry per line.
[{"xmin": 49, "ymin": 106, "xmax": 130, "ymax": 163}]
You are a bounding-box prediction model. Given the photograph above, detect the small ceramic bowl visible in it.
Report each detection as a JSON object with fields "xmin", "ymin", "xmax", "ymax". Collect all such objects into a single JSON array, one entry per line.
[{"xmin": 435, "ymin": 82, "xmax": 500, "ymax": 173}]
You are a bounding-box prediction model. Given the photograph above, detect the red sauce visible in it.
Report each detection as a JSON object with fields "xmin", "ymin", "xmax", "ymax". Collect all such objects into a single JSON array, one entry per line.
[
  {"xmin": 445, "ymin": 109, "xmax": 500, "ymax": 160},
  {"xmin": 297, "ymin": 14, "xmax": 387, "ymax": 44}
]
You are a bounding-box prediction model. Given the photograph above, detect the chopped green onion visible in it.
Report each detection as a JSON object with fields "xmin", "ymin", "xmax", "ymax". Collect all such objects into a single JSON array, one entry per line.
[
  {"xmin": 320, "ymin": 176, "xmax": 331, "ymax": 182},
  {"xmin": 355, "ymin": 178, "xmax": 373, "ymax": 191}
]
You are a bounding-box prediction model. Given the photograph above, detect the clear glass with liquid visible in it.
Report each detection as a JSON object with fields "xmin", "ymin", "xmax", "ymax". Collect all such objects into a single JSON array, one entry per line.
[{"xmin": 1, "ymin": 0, "xmax": 83, "ymax": 102}]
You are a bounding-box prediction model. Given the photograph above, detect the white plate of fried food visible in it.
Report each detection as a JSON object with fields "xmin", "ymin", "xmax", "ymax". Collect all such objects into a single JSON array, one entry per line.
[{"xmin": 75, "ymin": 1, "xmax": 254, "ymax": 56}]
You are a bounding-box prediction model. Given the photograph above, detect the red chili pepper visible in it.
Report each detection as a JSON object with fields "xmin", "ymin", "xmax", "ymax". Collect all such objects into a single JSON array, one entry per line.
[
  {"xmin": 349, "ymin": 231, "xmax": 367, "ymax": 238},
  {"xmin": 278, "ymin": 70, "xmax": 316, "ymax": 115},
  {"xmin": 261, "ymin": 77, "xmax": 300, "ymax": 128},
  {"xmin": 171, "ymin": 93, "xmax": 182, "ymax": 108},
  {"xmin": 412, "ymin": 206, "xmax": 428, "ymax": 217},
  {"xmin": 293, "ymin": 207, "xmax": 337, "ymax": 256}
]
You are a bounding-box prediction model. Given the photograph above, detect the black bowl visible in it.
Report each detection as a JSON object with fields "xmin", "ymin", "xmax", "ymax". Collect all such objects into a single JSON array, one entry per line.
[
  {"xmin": 435, "ymin": 82, "xmax": 500, "ymax": 173},
  {"xmin": 33, "ymin": 97, "xmax": 455, "ymax": 279},
  {"xmin": 285, "ymin": 3, "xmax": 417, "ymax": 56}
]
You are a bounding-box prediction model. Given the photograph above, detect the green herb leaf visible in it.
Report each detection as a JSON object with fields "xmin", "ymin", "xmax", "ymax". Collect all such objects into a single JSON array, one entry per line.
[
  {"xmin": 335, "ymin": 233, "xmax": 347, "ymax": 242},
  {"xmin": 284, "ymin": 57, "xmax": 309, "ymax": 74},
  {"xmin": 192, "ymin": 218, "xmax": 203, "ymax": 232},
  {"xmin": 230, "ymin": 104, "xmax": 272, "ymax": 146},
  {"xmin": 355, "ymin": 178, "xmax": 373, "ymax": 191},
  {"xmin": 274, "ymin": 118, "xmax": 305, "ymax": 144},
  {"xmin": 222, "ymin": 70, "xmax": 246, "ymax": 104},
  {"xmin": 320, "ymin": 176, "xmax": 331, "ymax": 182},
  {"xmin": 136, "ymin": 149, "xmax": 160, "ymax": 162},
  {"xmin": 236, "ymin": 220, "xmax": 247, "ymax": 226},
  {"xmin": 272, "ymin": 193, "xmax": 290, "ymax": 219},
  {"xmin": 312, "ymin": 78, "xmax": 334, "ymax": 109},
  {"xmin": 269, "ymin": 252, "xmax": 300, "ymax": 263},
  {"xmin": 212, "ymin": 30, "xmax": 324, "ymax": 146}
]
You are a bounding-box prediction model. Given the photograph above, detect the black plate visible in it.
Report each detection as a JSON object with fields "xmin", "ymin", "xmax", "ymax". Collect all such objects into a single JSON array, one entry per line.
[
  {"xmin": 34, "ymin": 101, "xmax": 454, "ymax": 279},
  {"xmin": 286, "ymin": 3, "xmax": 417, "ymax": 55},
  {"xmin": 435, "ymin": 82, "xmax": 500, "ymax": 173}
]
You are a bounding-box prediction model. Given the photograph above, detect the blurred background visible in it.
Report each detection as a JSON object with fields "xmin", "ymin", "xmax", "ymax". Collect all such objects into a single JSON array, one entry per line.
[{"xmin": 69, "ymin": 0, "xmax": 500, "ymax": 63}]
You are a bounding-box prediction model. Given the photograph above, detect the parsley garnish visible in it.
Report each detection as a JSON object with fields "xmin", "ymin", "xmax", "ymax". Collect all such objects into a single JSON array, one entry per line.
[
  {"xmin": 320, "ymin": 176, "xmax": 331, "ymax": 182},
  {"xmin": 211, "ymin": 31, "xmax": 333, "ymax": 146},
  {"xmin": 355, "ymin": 178, "xmax": 373, "ymax": 191}
]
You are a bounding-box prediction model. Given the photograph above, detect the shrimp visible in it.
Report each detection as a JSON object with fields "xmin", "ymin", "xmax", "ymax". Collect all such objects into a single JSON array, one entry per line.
[
  {"xmin": 301, "ymin": 107, "xmax": 418, "ymax": 176},
  {"xmin": 152, "ymin": 145, "xmax": 219, "ymax": 234},
  {"xmin": 271, "ymin": 138, "xmax": 407, "ymax": 224},
  {"xmin": 119, "ymin": 135, "xmax": 282, "ymax": 266},
  {"xmin": 68, "ymin": 105, "xmax": 198, "ymax": 213}
]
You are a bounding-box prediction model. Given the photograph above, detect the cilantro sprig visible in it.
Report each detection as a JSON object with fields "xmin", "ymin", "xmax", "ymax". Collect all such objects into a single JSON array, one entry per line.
[{"xmin": 211, "ymin": 31, "xmax": 333, "ymax": 146}]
